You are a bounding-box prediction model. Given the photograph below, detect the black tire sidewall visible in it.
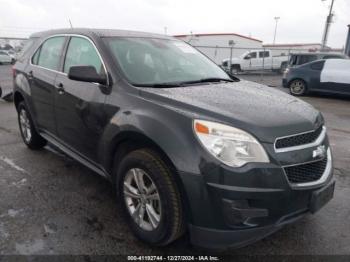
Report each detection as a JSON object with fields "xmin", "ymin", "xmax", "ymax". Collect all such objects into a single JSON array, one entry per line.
[{"xmin": 116, "ymin": 150, "xmax": 177, "ymax": 245}]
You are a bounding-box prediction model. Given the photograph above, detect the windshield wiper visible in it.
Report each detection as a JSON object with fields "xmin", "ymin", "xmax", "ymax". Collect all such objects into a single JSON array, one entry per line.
[
  {"xmin": 134, "ymin": 82, "xmax": 185, "ymax": 88},
  {"xmin": 184, "ymin": 78, "xmax": 235, "ymax": 84},
  {"xmin": 134, "ymin": 78, "xmax": 236, "ymax": 88}
]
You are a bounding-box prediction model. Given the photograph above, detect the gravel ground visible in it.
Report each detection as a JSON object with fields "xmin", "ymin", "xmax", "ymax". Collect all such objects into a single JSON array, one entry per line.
[{"xmin": 0, "ymin": 65, "xmax": 350, "ymax": 255}]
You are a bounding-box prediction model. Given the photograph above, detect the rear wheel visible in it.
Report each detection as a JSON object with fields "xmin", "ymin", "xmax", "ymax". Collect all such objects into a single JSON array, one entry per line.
[
  {"xmin": 289, "ymin": 79, "xmax": 307, "ymax": 96},
  {"xmin": 17, "ymin": 101, "xmax": 47, "ymax": 149},
  {"xmin": 116, "ymin": 149, "xmax": 185, "ymax": 246}
]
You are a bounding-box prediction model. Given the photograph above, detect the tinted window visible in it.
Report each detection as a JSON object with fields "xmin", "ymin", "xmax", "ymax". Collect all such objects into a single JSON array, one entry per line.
[
  {"xmin": 259, "ymin": 51, "xmax": 269, "ymax": 58},
  {"xmin": 310, "ymin": 61, "xmax": 325, "ymax": 71},
  {"xmin": 298, "ymin": 55, "xmax": 318, "ymax": 65},
  {"xmin": 64, "ymin": 37, "xmax": 103, "ymax": 74},
  {"xmin": 32, "ymin": 47, "xmax": 41, "ymax": 65},
  {"xmin": 37, "ymin": 37, "xmax": 65, "ymax": 70},
  {"xmin": 323, "ymin": 55, "xmax": 343, "ymax": 59},
  {"xmin": 249, "ymin": 52, "xmax": 257, "ymax": 59}
]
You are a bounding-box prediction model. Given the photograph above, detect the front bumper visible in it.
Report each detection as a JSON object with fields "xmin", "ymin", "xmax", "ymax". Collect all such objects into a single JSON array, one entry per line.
[
  {"xmin": 178, "ymin": 137, "xmax": 334, "ymax": 249},
  {"xmin": 183, "ymin": 175, "xmax": 334, "ymax": 249}
]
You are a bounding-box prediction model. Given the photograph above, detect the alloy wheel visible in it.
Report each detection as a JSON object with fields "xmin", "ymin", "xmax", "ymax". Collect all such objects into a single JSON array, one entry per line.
[
  {"xmin": 290, "ymin": 80, "xmax": 306, "ymax": 95},
  {"xmin": 19, "ymin": 109, "xmax": 32, "ymax": 143},
  {"xmin": 123, "ymin": 168, "xmax": 161, "ymax": 231}
]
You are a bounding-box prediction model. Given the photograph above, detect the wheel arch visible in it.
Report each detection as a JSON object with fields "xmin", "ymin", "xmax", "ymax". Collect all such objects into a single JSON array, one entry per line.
[
  {"xmin": 14, "ymin": 91, "xmax": 25, "ymax": 111},
  {"xmin": 106, "ymin": 130, "xmax": 193, "ymax": 223}
]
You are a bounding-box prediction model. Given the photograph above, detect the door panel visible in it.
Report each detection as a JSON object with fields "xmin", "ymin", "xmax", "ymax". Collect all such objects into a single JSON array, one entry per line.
[
  {"xmin": 28, "ymin": 68, "xmax": 57, "ymax": 133},
  {"xmin": 54, "ymin": 76, "xmax": 107, "ymax": 161},
  {"xmin": 28, "ymin": 36, "xmax": 66, "ymax": 134},
  {"xmin": 54, "ymin": 36, "xmax": 108, "ymax": 162}
]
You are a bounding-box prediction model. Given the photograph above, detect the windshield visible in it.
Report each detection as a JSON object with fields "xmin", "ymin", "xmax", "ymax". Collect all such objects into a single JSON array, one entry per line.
[{"xmin": 103, "ymin": 37, "xmax": 231, "ymax": 86}]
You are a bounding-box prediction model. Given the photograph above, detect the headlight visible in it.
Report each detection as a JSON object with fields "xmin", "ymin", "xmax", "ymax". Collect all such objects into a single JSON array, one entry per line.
[
  {"xmin": 283, "ymin": 68, "xmax": 289, "ymax": 78},
  {"xmin": 193, "ymin": 120, "xmax": 269, "ymax": 167}
]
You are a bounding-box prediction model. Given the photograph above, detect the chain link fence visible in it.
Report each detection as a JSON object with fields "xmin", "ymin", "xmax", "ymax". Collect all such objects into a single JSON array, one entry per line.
[{"xmin": 191, "ymin": 44, "xmax": 345, "ymax": 71}]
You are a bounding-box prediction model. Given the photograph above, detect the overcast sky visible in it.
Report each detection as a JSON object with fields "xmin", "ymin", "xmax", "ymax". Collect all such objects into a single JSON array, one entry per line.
[{"xmin": 0, "ymin": 0, "xmax": 349, "ymax": 47}]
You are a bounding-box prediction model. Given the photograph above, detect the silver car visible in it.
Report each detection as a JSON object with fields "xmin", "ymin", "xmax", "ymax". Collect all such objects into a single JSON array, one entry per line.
[{"xmin": 0, "ymin": 50, "xmax": 13, "ymax": 64}]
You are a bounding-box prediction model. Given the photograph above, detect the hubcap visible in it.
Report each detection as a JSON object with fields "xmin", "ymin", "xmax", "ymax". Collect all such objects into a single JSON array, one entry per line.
[
  {"xmin": 19, "ymin": 109, "xmax": 32, "ymax": 143},
  {"xmin": 290, "ymin": 80, "xmax": 305, "ymax": 95},
  {"xmin": 123, "ymin": 168, "xmax": 161, "ymax": 231}
]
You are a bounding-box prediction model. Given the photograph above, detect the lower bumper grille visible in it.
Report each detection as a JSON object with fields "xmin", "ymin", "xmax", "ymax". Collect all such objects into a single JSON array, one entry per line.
[{"xmin": 284, "ymin": 157, "xmax": 328, "ymax": 184}]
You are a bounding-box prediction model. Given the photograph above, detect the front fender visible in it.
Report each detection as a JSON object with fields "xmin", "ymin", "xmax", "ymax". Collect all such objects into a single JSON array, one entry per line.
[{"xmin": 99, "ymin": 98, "xmax": 202, "ymax": 176}]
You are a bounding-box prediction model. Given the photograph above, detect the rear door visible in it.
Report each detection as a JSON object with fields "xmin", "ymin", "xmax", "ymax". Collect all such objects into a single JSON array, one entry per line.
[
  {"xmin": 308, "ymin": 61, "xmax": 326, "ymax": 91},
  {"xmin": 54, "ymin": 36, "xmax": 108, "ymax": 162},
  {"xmin": 258, "ymin": 50, "xmax": 271, "ymax": 70},
  {"xmin": 27, "ymin": 36, "xmax": 66, "ymax": 134}
]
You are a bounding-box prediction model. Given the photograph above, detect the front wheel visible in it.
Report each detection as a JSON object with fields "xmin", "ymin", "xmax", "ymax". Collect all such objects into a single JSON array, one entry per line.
[
  {"xmin": 17, "ymin": 101, "xmax": 47, "ymax": 149},
  {"xmin": 289, "ymin": 79, "xmax": 307, "ymax": 96},
  {"xmin": 116, "ymin": 149, "xmax": 185, "ymax": 246}
]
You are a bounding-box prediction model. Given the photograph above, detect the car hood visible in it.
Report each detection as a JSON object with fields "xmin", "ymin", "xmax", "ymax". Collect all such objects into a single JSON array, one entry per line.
[{"xmin": 140, "ymin": 80, "xmax": 322, "ymax": 143}]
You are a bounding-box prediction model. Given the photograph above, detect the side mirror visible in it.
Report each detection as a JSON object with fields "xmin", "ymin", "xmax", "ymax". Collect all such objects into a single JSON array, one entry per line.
[
  {"xmin": 244, "ymin": 55, "xmax": 251, "ymax": 60},
  {"xmin": 68, "ymin": 66, "xmax": 107, "ymax": 85}
]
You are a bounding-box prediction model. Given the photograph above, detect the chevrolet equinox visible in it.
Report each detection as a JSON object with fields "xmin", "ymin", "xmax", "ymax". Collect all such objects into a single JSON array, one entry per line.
[{"xmin": 13, "ymin": 29, "xmax": 335, "ymax": 249}]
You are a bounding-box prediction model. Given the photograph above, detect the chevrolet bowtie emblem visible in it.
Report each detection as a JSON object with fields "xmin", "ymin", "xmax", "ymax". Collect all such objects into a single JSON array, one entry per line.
[{"xmin": 313, "ymin": 145, "xmax": 326, "ymax": 159}]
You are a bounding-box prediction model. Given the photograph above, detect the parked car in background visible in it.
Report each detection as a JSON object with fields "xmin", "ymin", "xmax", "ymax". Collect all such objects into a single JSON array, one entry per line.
[
  {"xmin": 13, "ymin": 29, "xmax": 334, "ymax": 249},
  {"xmin": 0, "ymin": 50, "xmax": 13, "ymax": 64},
  {"xmin": 222, "ymin": 50, "xmax": 288, "ymax": 74},
  {"xmin": 288, "ymin": 52, "xmax": 348, "ymax": 68},
  {"xmin": 5, "ymin": 50, "xmax": 17, "ymax": 62},
  {"xmin": 283, "ymin": 59, "xmax": 350, "ymax": 96}
]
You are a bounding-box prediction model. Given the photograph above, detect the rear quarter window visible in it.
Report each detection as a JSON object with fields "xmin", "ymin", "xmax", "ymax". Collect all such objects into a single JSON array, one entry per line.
[
  {"xmin": 16, "ymin": 38, "xmax": 39, "ymax": 62},
  {"xmin": 310, "ymin": 61, "xmax": 325, "ymax": 71}
]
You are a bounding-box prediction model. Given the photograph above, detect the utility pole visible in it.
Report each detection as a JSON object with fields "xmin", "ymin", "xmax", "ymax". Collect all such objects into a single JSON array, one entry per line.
[
  {"xmin": 273, "ymin": 17, "xmax": 280, "ymax": 45},
  {"xmin": 321, "ymin": 0, "xmax": 335, "ymax": 50}
]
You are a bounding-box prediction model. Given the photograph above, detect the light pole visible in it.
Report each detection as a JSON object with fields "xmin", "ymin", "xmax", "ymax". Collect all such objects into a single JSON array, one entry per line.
[
  {"xmin": 273, "ymin": 17, "xmax": 280, "ymax": 45},
  {"xmin": 321, "ymin": 0, "xmax": 335, "ymax": 50}
]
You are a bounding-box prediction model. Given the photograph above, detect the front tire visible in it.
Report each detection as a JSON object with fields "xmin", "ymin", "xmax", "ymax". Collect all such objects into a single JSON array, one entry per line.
[
  {"xmin": 289, "ymin": 79, "xmax": 307, "ymax": 96},
  {"xmin": 116, "ymin": 149, "xmax": 185, "ymax": 246},
  {"xmin": 17, "ymin": 101, "xmax": 47, "ymax": 150}
]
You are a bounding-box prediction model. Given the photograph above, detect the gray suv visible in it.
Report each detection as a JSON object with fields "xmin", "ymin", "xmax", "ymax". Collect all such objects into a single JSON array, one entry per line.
[{"xmin": 13, "ymin": 28, "xmax": 335, "ymax": 249}]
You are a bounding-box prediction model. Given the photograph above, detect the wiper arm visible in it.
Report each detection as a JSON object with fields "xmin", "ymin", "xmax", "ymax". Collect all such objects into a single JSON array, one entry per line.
[
  {"xmin": 198, "ymin": 77, "xmax": 234, "ymax": 83},
  {"xmin": 134, "ymin": 82, "xmax": 185, "ymax": 88}
]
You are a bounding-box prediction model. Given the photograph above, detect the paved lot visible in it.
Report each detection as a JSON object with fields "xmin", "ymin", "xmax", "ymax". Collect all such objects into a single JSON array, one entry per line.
[{"xmin": 0, "ymin": 65, "xmax": 350, "ymax": 255}]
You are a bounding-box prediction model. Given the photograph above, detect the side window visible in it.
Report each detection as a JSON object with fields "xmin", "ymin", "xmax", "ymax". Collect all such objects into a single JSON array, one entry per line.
[
  {"xmin": 64, "ymin": 37, "xmax": 103, "ymax": 75},
  {"xmin": 37, "ymin": 37, "xmax": 65, "ymax": 71},
  {"xmin": 259, "ymin": 51, "xmax": 269, "ymax": 58},
  {"xmin": 298, "ymin": 55, "xmax": 317, "ymax": 65},
  {"xmin": 323, "ymin": 55, "xmax": 341, "ymax": 59},
  {"xmin": 310, "ymin": 61, "xmax": 325, "ymax": 71},
  {"xmin": 250, "ymin": 52, "xmax": 257, "ymax": 59},
  {"xmin": 32, "ymin": 47, "xmax": 41, "ymax": 65}
]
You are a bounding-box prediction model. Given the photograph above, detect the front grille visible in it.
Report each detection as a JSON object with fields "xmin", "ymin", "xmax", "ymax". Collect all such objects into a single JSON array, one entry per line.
[
  {"xmin": 275, "ymin": 126, "xmax": 323, "ymax": 149},
  {"xmin": 284, "ymin": 157, "xmax": 327, "ymax": 184}
]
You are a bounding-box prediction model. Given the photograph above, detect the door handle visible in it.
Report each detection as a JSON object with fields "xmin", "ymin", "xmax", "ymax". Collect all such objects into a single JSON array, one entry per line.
[{"xmin": 56, "ymin": 83, "xmax": 65, "ymax": 94}]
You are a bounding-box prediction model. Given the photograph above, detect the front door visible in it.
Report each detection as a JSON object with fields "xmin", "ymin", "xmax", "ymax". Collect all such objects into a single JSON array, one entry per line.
[{"xmin": 54, "ymin": 36, "xmax": 108, "ymax": 162}]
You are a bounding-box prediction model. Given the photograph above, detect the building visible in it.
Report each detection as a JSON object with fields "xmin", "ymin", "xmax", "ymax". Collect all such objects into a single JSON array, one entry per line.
[{"xmin": 174, "ymin": 33, "xmax": 263, "ymax": 64}]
